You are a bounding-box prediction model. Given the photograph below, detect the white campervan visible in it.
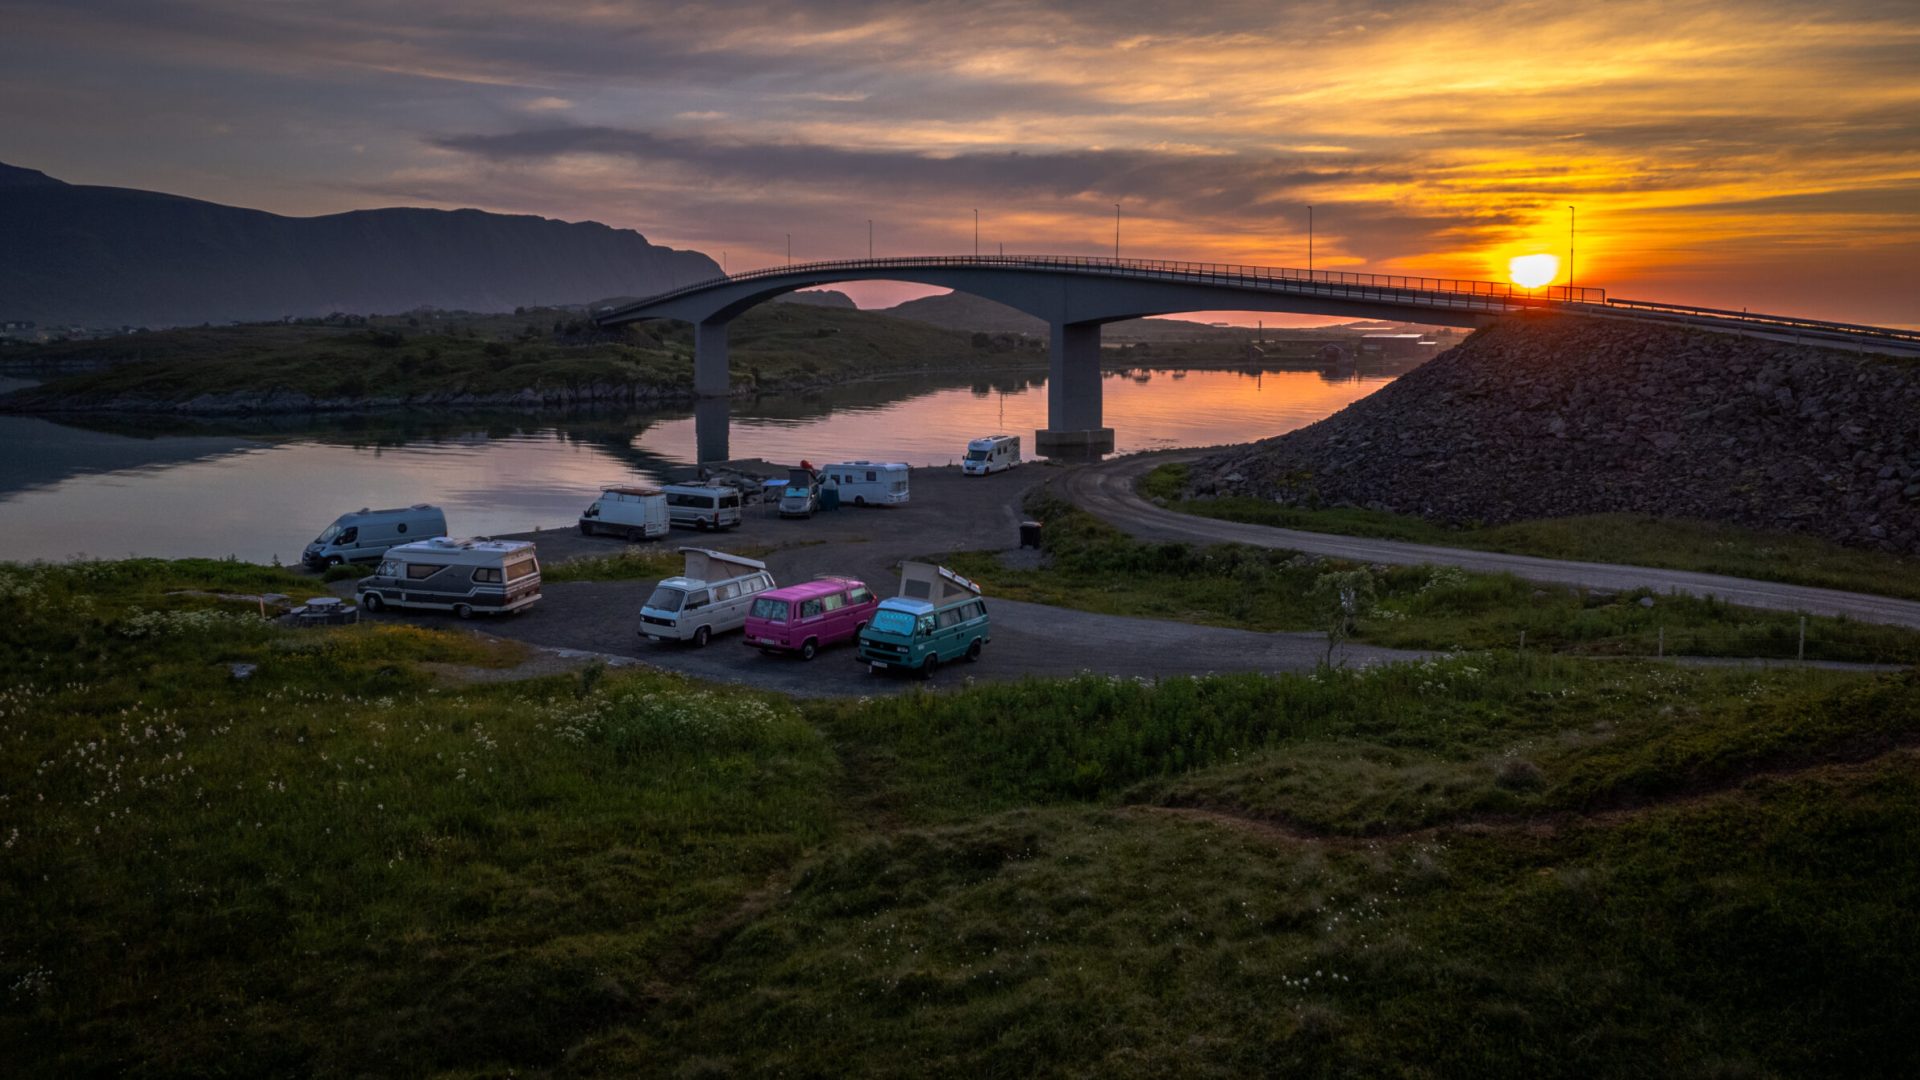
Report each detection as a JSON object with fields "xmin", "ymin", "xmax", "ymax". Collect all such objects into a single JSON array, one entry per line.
[
  {"xmin": 825, "ymin": 461, "xmax": 910, "ymax": 506},
  {"xmin": 662, "ymin": 485, "xmax": 743, "ymax": 531},
  {"xmin": 579, "ymin": 486, "xmax": 669, "ymax": 540},
  {"xmin": 962, "ymin": 435, "xmax": 1021, "ymax": 476},
  {"xmin": 303, "ymin": 504, "xmax": 447, "ymax": 568},
  {"xmin": 638, "ymin": 548, "xmax": 777, "ymax": 647},
  {"xmin": 356, "ymin": 537, "xmax": 542, "ymax": 618}
]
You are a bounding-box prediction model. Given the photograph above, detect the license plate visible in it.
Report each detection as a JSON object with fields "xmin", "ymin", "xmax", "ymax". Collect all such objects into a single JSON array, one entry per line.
[
  {"xmin": 869, "ymin": 661, "xmax": 887, "ymax": 670},
  {"xmin": 760, "ymin": 636, "xmax": 779, "ymax": 645}
]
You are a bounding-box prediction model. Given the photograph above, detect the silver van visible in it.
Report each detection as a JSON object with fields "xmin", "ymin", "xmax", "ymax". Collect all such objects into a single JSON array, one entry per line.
[
  {"xmin": 304, "ymin": 504, "xmax": 447, "ymax": 568},
  {"xmin": 662, "ymin": 485, "xmax": 743, "ymax": 531},
  {"xmin": 638, "ymin": 548, "xmax": 776, "ymax": 647}
]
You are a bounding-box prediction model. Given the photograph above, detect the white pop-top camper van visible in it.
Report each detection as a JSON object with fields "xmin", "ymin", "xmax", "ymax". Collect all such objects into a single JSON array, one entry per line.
[
  {"xmin": 579, "ymin": 486, "xmax": 670, "ymax": 540},
  {"xmin": 961, "ymin": 435, "xmax": 1021, "ymax": 476},
  {"xmin": 304, "ymin": 504, "xmax": 447, "ymax": 568},
  {"xmin": 824, "ymin": 461, "xmax": 910, "ymax": 506},
  {"xmin": 661, "ymin": 485, "xmax": 744, "ymax": 531},
  {"xmin": 356, "ymin": 537, "xmax": 541, "ymax": 618},
  {"xmin": 638, "ymin": 547, "xmax": 777, "ymax": 646}
]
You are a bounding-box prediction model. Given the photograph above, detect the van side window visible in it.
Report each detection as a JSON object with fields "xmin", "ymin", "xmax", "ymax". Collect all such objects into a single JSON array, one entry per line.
[
  {"xmin": 396, "ymin": 523, "xmax": 408, "ymax": 534},
  {"xmin": 799, "ymin": 599, "xmax": 823, "ymax": 618},
  {"xmin": 472, "ymin": 567, "xmax": 503, "ymax": 583},
  {"xmin": 685, "ymin": 590, "xmax": 711, "ymax": 610},
  {"xmin": 903, "ymin": 580, "xmax": 932, "ymax": 599},
  {"xmin": 850, "ymin": 586, "xmax": 872, "ymax": 605},
  {"xmin": 406, "ymin": 563, "xmax": 443, "ymax": 580},
  {"xmin": 866, "ymin": 471, "xmax": 877, "ymax": 482},
  {"xmin": 714, "ymin": 583, "xmax": 736, "ymax": 601},
  {"xmin": 937, "ymin": 607, "xmax": 963, "ymax": 629},
  {"xmin": 821, "ymin": 592, "xmax": 846, "ymax": 612}
]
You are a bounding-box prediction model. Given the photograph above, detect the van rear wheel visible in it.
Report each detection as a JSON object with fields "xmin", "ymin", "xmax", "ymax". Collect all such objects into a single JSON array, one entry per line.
[
  {"xmin": 454, "ymin": 603, "xmax": 474, "ymax": 620},
  {"xmin": 966, "ymin": 638, "xmax": 982, "ymax": 661},
  {"xmin": 626, "ymin": 527, "xmax": 644, "ymax": 542}
]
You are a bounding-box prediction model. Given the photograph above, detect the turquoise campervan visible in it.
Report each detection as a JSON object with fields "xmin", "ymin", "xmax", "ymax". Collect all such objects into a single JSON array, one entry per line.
[{"xmin": 856, "ymin": 562, "xmax": 989, "ymax": 676}]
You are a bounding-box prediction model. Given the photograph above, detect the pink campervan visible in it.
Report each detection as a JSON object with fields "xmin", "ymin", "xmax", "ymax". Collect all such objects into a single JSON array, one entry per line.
[{"xmin": 743, "ymin": 577, "xmax": 879, "ymax": 660}]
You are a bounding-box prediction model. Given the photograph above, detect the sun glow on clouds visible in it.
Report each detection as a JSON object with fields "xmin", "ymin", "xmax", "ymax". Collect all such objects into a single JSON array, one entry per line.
[{"xmin": 6, "ymin": 0, "xmax": 1917, "ymax": 323}]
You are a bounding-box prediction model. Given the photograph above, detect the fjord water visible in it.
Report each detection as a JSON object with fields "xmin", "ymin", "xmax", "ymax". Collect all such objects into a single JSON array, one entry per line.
[{"xmin": 0, "ymin": 367, "xmax": 1393, "ymax": 564}]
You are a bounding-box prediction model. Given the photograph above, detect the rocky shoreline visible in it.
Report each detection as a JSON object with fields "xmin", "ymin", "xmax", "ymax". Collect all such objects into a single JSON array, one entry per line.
[{"xmin": 1186, "ymin": 316, "xmax": 1920, "ymax": 556}]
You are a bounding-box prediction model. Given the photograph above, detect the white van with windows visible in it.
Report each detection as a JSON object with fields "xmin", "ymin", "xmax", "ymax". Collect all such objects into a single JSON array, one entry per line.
[
  {"xmin": 662, "ymin": 484, "xmax": 743, "ymax": 531},
  {"xmin": 825, "ymin": 461, "xmax": 910, "ymax": 506},
  {"xmin": 579, "ymin": 486, "xmax": 670, "ymax": 540},
  {"xmin": 962, "ymin": 435, "xmax": 1021, "ymax": 476},
  {"xmin": 356, "ymin": 537, "xmax": 541, "ymax": 618},
  {"xmin": 638, "ymin": 547, "xmax": 777, "ymax": 647},
  {"xmin": 303, "ymin": 504, "xmax": 447, "ymax": 568}
]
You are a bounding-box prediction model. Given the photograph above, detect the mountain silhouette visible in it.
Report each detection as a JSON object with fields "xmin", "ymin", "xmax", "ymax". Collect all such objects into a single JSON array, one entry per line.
[{"xmin": 0, "ymin": 163, "xmax": 719, "ymax": 327}]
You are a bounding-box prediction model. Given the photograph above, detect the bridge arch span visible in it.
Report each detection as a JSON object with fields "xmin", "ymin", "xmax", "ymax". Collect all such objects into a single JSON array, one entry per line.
[{"xmin": 598, "ymin": 255, "xmax": 1604, "ymax": 453}]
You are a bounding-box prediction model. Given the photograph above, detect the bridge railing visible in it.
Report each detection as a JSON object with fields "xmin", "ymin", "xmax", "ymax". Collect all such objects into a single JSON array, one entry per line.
[
  {"xmin": 1604, "ymin": 297, "xmax": 1920, "ymax": 346},
  {"xmin": 598, "ymin": 254, "xmax": 1607, "ymax": 320}
]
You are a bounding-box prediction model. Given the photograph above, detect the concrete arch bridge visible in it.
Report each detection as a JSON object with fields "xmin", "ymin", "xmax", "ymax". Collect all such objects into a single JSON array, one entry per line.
[{"xmin": 596, "ymin": 254, "xmax": 1919, "ymax": 454}]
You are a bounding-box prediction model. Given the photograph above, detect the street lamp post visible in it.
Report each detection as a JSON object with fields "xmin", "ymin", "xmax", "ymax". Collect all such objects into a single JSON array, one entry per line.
[
  {"xmin": 785, "ymin": 233, "xmax": 791, "ymax": 266},
  {"xmin": 973, "ymin": 209, "xmax": 979, "ymax": 257},
  {"xmin": 1114, "ymin": 202, "xmax": 1121, "ymax": 260},
  {"xmin": 1568, "ymin": 205, "xmax": 1576, "ymax": 294},
  {"xmin": 1308, "ymin": 205, "xmax": 1314, "ymax": 275},
  {"xmin": 868, "ymin": 219, "xmax": 873, "ymax": 260}
]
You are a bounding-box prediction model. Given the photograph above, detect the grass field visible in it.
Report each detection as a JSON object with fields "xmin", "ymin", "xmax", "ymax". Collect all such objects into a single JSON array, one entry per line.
[
  {"xmin": 5, "ymin": 558, "xmax": 1919, "ymax": 1076},
  {"xmin": 0, "ymin": 303, "xmax": 1021, "ymax": 409},
  {"xmin": 946, "ymin": 494, "xmax": 1920, "ymax": 664},
  {"xmin": 1141, "ymin": 462, "xmax": 1920, "ymax": 601}
]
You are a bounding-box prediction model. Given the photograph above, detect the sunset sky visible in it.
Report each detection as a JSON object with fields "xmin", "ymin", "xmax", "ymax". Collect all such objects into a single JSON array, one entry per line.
[{"xmin": 3, "ymin": 0, "xmax": 1916, "ymax": 325}]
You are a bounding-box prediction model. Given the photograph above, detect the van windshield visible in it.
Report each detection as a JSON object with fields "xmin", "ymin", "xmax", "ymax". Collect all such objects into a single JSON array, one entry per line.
[
  {"xmin": 316, "ymin": 523, "xmax": 343, "ymax": 542},
  {"xmin": 966, "ymin": 449, "xmax": 988, "ymax": 461},
  {"xmin": 645, "ymin": 586, "xmax": 686, "ymax": 612},
  {"xmin": 783, "ymin": 487, "xmax": 810, "ymax": 498},
  {"xmin": 751, "ymin": 598, "xmax": 789, "ymax": 622},
  {"xmin": 870, "ymin": 609, "xmax": 918, "ymax": 636}
]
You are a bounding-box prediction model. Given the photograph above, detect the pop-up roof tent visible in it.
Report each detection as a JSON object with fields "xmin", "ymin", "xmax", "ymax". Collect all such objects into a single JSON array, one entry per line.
[
  {"xmin": 897, "ymin": 561, "xmax": 981, "ymax": 602},
  {"xmin": 679, "ymin": 547, "xmax": 768, "ymax": 581}
]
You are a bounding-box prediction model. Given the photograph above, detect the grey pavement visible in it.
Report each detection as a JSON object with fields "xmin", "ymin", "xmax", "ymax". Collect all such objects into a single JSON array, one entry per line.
[{"xmin": 1059, "ymin": 452, "xmax": 1920, "ymax": 631}]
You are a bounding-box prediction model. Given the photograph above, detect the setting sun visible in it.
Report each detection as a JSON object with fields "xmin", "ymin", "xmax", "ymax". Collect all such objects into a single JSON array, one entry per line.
[{"xmin": 1508, "ymin": 254, "xmax": 1561, "ymax": 289}]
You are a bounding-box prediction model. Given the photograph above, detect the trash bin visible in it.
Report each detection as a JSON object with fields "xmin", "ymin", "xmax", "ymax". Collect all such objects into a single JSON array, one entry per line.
[
  {"xmin": 820, "ymin": 486, "xmax": 840, "ymax": 511},
  {"xmin": 1019, "ymin": 520, "xmax": 1043, "ymax": 549}
]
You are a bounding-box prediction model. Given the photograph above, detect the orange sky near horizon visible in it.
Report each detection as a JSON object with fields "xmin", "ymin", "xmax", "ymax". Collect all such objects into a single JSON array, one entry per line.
[{"xmin": 2, "ymin": 0, "xmax": 1915, "ymax": 325}]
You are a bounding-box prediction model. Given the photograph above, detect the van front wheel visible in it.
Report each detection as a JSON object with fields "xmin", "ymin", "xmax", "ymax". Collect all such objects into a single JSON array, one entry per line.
[
  {"xmin": 692, "ymin": 626, "xmax": 711, "ymax": 648},
  {"xmin": 800, "ymin": 639, "xmax": 818, "ymax": 661},
  {"xmin": 324, "ymin": 556, "xmax": 343, "ymax": 568},
  {"xmin": 362, "ymin": 593, "xmax": 384, "ymax": 613},
  {"xmin": 454, "ymin": 603, "xmax": 474, "ymax": 620},
  {"xmin": 920, "ymin": 654, "xmax": 939, "ymax": 679}
]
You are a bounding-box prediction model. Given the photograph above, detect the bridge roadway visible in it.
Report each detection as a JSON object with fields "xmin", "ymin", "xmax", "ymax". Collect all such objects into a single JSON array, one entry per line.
[
  {"xmin": 598, "ymin": 254, "xmax": 1920, "ymax": 457},
  {"xmin": 1060, "ymin": 452, "xmax": 1920, "ymax": 630}
]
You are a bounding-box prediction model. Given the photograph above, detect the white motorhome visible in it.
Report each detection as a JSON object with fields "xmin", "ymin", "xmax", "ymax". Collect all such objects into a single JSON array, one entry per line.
[
  {"xmin": 638, "ymin": 548, "xmax": 777, "ymax": 646},
  {"xmin": 579, "ymin": 486, "xmax": 669, "ymax": 540},
  {"xmin": 662, "ymin": 484, "xmax": 743, "ymax": 531},
  {"xmin": 303, "ymin": 504, "xmax": 447, "ymax": 568},
  {"xmin": 356, "ymin": 537, "xmax": 541, "ymax": 618},
  {"xmin": 962, "ymin": 435, "xmax": 1021, "ymax": 476},
  {"xmin": 824, "ymin": 461, "xmax": 910, "ymax": 506}
]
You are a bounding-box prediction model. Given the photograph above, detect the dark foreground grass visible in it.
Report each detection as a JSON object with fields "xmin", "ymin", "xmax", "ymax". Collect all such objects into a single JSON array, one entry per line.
[
  {"xmin": 1142, "ymin": 461, "xmax": 1920, "ymax": 601},
  {"xmin": 0, "ymin": 559, "xmax": 837, "ymax": 1076},
  {"xmin": 946, "ymin": 494, "xmax": 1920, "ymax": 664},
  {"xmin": 8, "ymin": 559, "xmax": 1920, "ymax": 1077}
]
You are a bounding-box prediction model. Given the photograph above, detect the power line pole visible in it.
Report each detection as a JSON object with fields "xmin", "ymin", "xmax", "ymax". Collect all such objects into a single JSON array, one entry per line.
[
  {"xmin": 1308, "ymin": 205, "xmax": 1314, "ymax": 275},
  {"xmin": 973, "ymin": 209, "xmax": 979, "ymax": 257},
  {"xmin": 868, "ymin": 219, "xmax": 873, "ymax": 260},
  {"xmin": 1114, "ymin": 202, "xmax": 1121, "ymax": 259},
  {"xmin": 1568, "ymin": 205, "xmax": 1576, "ymax": 293},
  {"xmin": 785, "ymin": 233, "xmax": 791, "ymax": 266}
]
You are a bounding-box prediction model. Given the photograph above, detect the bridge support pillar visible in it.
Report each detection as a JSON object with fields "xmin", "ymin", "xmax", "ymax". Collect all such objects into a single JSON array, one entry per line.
[
  {"xmin": 1037, "ymin": 319, "xmax": 1114, "ymax": 456},
  {"xmin": 694, "ymin": 318, "xmax": 731, "ymax": 397},
  {"xmin": 693, "ymin": 396, "xmax": 730, "ymax": 464}
]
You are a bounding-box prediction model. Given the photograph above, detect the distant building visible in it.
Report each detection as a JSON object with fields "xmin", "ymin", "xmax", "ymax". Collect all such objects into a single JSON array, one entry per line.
[{"xmin": 1360, "ymin": 333, "xmax": 1439, "ymax": 360}]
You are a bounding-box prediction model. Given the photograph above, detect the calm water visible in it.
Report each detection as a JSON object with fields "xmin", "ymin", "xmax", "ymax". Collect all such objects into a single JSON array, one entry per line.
[{"xmin": 0, "ymin": 367, "xmax": 1395, "ymax": 563}]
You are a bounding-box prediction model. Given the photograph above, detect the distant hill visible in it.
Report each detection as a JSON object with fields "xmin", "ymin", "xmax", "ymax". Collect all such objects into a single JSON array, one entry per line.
[
  {"xmin": 877, "ymin": 290, "xmax": 1256, "ymax": 341},
  {"xmin": 0, "ymin": 162, "xmax": 719, "ymax": 328},
  {"xmin": 774, "ymin": 289, "xmax": 858, "ymax": 310}
]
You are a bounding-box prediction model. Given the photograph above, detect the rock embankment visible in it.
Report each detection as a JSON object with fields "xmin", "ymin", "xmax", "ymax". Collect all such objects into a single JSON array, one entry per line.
[{"xmin": 1186, "ymin": 316, "xmax": 1920, "ymax": 555}]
